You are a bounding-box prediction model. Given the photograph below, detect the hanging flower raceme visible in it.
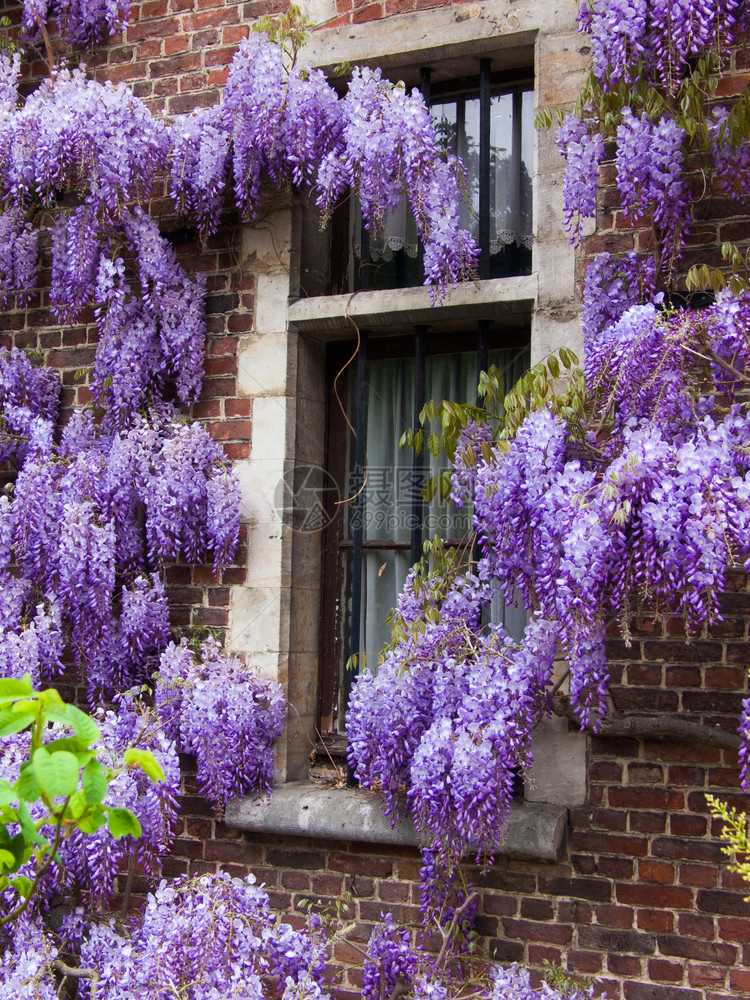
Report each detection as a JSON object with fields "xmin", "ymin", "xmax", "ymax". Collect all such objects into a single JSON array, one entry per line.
[
  {"xmin": 0, "ymin": 348, "xmax": 59, "ymax": 465},
  {"xmin": 579, "ymin": 0, "xmax": 749, "ymax": 93},
  {"xmin": 170, "ymin": 33, "xmax": 475, "ymax": 293},
  {"xmin": 21, "ymin": 0, "xmax": 131, "ymax": 48},
  {"xmin": 615, "ymin": 107, "xmax": 689, "ymax": 260},
  {"xmin": 156, "ymin": 638, "xmax": 285, "ymax": 809},
  {"xmin": 555, "ymin": 114, "xmax": 605, "ymax": 242},
  {"xmin": 582, "ymin": 251, "xmax": 656, "ymax": 343},
  {"xmin": 348, "ymin": 563, "xmax": 560, "ymax": 867},
  {"xmin": 77, "ymin": 872, "xmax": 327, "ymax": 1000}
]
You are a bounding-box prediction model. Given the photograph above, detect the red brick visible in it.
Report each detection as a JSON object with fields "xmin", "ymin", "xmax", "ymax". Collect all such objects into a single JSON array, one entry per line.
[
  {"xmin": 329, "ymin": 853, "xmax": 392, "ymax": 878},
  {"xmin": 689, "ymin": 966, "xmax": 727, "ymax": 988},
  {"xmin": 567, "ymin": 950, "xmax": 602, "ymax": 974},
  {"xmin": 730, "ymin": 969, "xmax": 750, "ymax": 991},
  {"xmin": 572, "ymin": 832, "xmax": 649, "ymax": 857},
  {"xmin": 639, "ymin": 859, "xmax": 675, "ymax": 884},
  {"xmin": 501, "ymin": 919, "xmax": 573, "ymax": 945},
  {"xmin": 718, "ymin": 916, "xmax": 750, "ymax": 942},
  {"xmin": 649, "ymin": 959, "xmax": 684, "ymax": 983},
  {"xmin": 617, "ymin": 884, "xmax": 693, "ymax": 909},
  {"xmin": 638, "ymin": 909, "xmax": 674, "ymax": 933},
  {"xmin": 678, "ymin": 913, "xmax": 715, "ymax": 939},
  {"xmin": 596, "ymin": 905, "xmax": 634, "ymax": 928},
  {"xmin": 609, "ymin": 787, "xmax": 685, "ymax": 810}
]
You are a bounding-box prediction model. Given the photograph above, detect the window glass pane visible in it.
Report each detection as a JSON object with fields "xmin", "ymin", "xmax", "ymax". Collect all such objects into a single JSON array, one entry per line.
[
  {"xmin": 361, "ymin": 548, "xmax": 413, "ymax": 660},
  {"xmin": 347, "ymin": 81, "xmax": 533, "ymax": 291},
  {"xmin": 346, "ymin": 344, "xmax": 529, "ymax": 668}
]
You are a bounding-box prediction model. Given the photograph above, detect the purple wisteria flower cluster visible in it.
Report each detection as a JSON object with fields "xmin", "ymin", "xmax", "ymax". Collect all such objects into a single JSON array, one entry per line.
[
  {"xmin": 579, "ymin": 0, "xmax": 749, "ymax": 94},
  {"xmin": 170, "ymin": 33, "xmax": 477, "ymax": 296},
  {"xmin": 63, "ymin": 696, "xmax": 180, "ymax": 906},
  {"xmin": 0, "ymin": 697, "xmax": 179, "ymax": 922},
  {"xmin": 490, "ymin": 964, "xmax": 593, "ymax": 1000},
  {"xmin": 0, "ymin": 346, "xmax": 59, "ymax": 465},
  {"xmin": 1, "ymin": 391, "xmax": 240, "ymax": 701},
  {"xmin": 156, "ymin": 637, "xmax": 285, "ymax": 809},
  {"xmin": 348, "ymin": 564, "xmax": 560, "ymax": 877},
  {"xmin": 350, "ymin": 282, "xmax": 750, "ymax": 895},
  {"xmin": 21, "ymin": 0, "xmax": 130, "ymax": 48},
  {"xmin": 555, "ymin": 114, "xmax": 604, "ymax": 242},
  {"xmin": 558, "ymin": 1, "xmax": 750, "ymax": 271},
  {"xmin": 0, "ymin": 913, "xmax": 58, "ymax": 1000},
  {"xmin": 76, "ymin": 872, "xmax": 327, "ymax": 1000},
  {"xmin": 582, "ymin": 251, "xmax": 656, "ymax": 343}
]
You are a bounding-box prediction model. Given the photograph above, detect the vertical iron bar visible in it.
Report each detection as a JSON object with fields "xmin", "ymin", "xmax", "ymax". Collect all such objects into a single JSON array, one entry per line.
[
  {"xmin": 346, "ymin": 330, "xmax": 368, "ymax": 785},
  {"xmin": 479, "ymin": 57, "xmax": 491, "ymax": 281},
  {"xmin": 510, "ymin": 88, "xmax": 522, "ymax": 243},
  {"xmin": 411, "ymin": 326, "xmax": 427, "ymax": 567}
]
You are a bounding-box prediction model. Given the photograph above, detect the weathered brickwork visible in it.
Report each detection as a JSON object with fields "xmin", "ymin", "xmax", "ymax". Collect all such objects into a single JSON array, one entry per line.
[{"xmin": 2, "ymin": 0, "xmax": 750, "ymax": 996}]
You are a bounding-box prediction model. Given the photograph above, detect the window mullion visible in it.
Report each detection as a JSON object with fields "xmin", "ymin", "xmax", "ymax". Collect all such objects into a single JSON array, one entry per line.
[
  {"xmin": 410, "ymin": 325, "xmax": 427, "ymax": 566},
  {"xmin": 479, "ymin": 57, "xmax": 491, "ymax": 280},
  {"xmin": 348, "ymin": 330, "xmax": 369, "ymax": 679}
]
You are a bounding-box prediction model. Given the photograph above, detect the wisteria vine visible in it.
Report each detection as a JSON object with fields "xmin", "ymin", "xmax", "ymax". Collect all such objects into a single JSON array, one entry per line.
[
  {"xmin": 349, "ymin": 0, "xmax": 750, "ymax": 928},
  {"xmin": 552, "ymin": 0, "xmax": 750, "ymax": 278}
]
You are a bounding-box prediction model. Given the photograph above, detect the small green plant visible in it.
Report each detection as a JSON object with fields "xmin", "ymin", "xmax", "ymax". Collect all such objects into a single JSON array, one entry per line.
[
  {"xmin": 0, "ymin": 675, "xmax": 163, "ymax": 925},
  {"xmin": 707, "ymin": 793, "xmax": 750, "ymax": 898},
  {"xmin": 541, "ymin": 959, "xmax": 596, "ymax": 996}
]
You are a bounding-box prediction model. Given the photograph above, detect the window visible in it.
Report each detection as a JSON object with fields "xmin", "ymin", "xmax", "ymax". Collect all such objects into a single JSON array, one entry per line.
[
  {"xmin": 317, "ymin": 324, "xmax": 530, "ymax": 734},
  {"xmin": 298, "ymin": 62, "xmax": 534, "ymax": 298}
]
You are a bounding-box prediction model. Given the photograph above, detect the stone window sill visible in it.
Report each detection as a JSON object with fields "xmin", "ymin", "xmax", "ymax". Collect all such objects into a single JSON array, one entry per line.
[
  {"xmin": 288, "ymin": 275, "xmax": 537, "ymax": 337},
  {"xmin": 225, "ymin": 783, "xmax": 567, "ymax": 861}
]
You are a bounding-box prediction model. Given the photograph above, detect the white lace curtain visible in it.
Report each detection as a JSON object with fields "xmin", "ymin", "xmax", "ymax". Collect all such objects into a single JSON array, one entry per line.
[{"xmin": 354, "ymin": 88, "xmax": 534, "ymax": 262}]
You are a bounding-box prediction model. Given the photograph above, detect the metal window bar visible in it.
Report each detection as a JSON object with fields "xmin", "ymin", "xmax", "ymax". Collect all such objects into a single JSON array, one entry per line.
[
  {"xmin": 346, "ymin": 329, "xmax": 368, "ymax": 786},
  {"xmin": 478, "ymin": 57, "xmax": 492, "ymax": 280},
  {"xmin": 410, "ymin": 325, "xmax": 427, "ymax": 566}
]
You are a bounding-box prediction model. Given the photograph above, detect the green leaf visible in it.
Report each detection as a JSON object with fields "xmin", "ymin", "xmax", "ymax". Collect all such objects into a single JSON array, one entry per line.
[
  {"xmin": 0, "ymin": 779, "xmax": 15, "ymax": 807},
  {"xmin": 64, "ymin": 705, "xmax": 101, "ymax": 747},
  {"xmin": 0, "ymin": 712, "xmax": 35, "ymax": 737},
  {"xmin": 107, "ymin": 807, "xmax": 141, "ymax": 840},
  {"xmin": 32, "ymin": 748, "xmax": 80, "ymax": 798},
  {"xmin": 76, "ymin": 809, "xmax": 107, "ymax": 835},
  {"xmin": 124, "ymin": 749, "xmax": 165, "ymax": 783},
  {"xmin": 15, "ymin": 801, "xmax": 37, "ymax": 845},
  {"xmin": 82, "ymin": 760, "xmax": 109, "ymax": 805},
  {"xmin": 65, "ymin": 791, "xmax": 88, "ymax": 821},
  {"xmin": 547, "ymin": 355, "xmax": 560, "ymax": 379},
  {"xmin": 12, "ymin": 875, "xmax": 33, "ymax": 898},
  {"xmin": 0, "ymin": 849, "xmax": 15, "ymax": 871},
  {"xmin": 0, "ymin": 677, "xmax": 33, "ymax": 704},
  {"xmin": 44, "ymin": 736, "xmax": 90, "ymax": 758},
  {"xmin": 427, "ymin": 433, "xmax": 441, "ymax": 459},
  {"xmin": 14, "ymin": 763, "xmax": 41, "ymax": 803}
]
